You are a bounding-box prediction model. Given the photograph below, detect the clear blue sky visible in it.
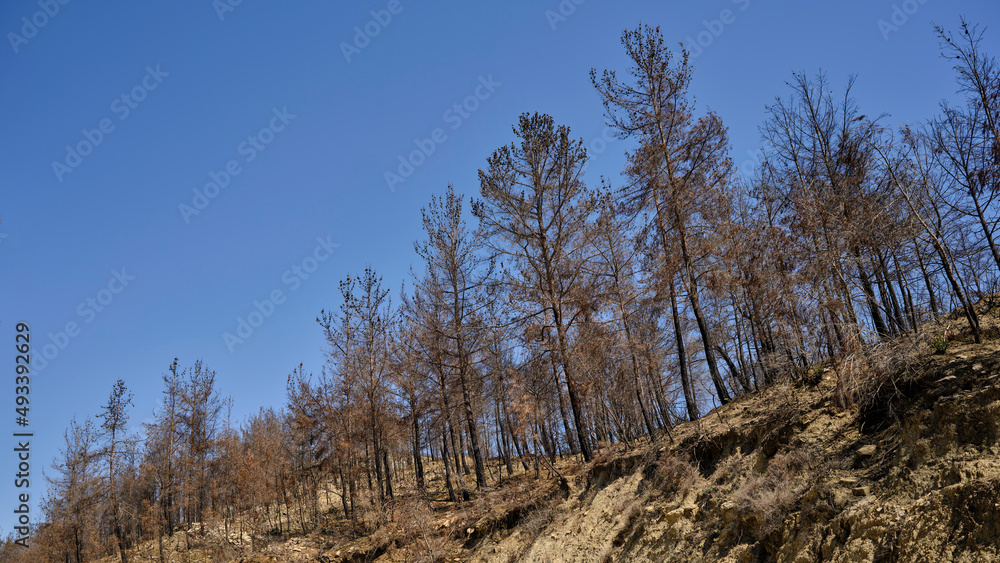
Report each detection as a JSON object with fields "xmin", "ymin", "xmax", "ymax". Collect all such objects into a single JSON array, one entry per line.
[{"xmin": 0, "ymin": 0, "xmax": 996, "ymax": 536}]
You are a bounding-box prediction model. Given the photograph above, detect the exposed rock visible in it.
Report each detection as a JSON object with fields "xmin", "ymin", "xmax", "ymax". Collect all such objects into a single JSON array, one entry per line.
[{"xmin": 857, "ymin": 444, "xmax": 877, "ymax": 457}]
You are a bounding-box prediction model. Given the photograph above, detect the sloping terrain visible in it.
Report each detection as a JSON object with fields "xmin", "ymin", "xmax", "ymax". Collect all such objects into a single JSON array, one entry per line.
[
  {"xmin": 88, "ymin": 327, "xmax": 1000, "ymax": 563},
  {"xmin": 467, "ymin": 337, "xmax": 1000, "ymax": 562}
]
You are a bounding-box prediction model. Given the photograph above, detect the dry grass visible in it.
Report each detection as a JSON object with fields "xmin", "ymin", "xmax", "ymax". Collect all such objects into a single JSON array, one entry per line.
[
  {"xmin": 712, "ymin": 451, "xmax": 749, "ymax": 487},
  {"xmin": 643, "ymin": 452, "xmax": 699, "ymax": 501},
  {"xmin": 832, "ymin": 333, "xmax": 924, "ymax": 409},
  {"xmin": 732, "ymin": 450, "xmax": 814, "ymax": 540},
  {"xmin": 611, "ymin": 500, "xmax": 644, "ymax": 544}
]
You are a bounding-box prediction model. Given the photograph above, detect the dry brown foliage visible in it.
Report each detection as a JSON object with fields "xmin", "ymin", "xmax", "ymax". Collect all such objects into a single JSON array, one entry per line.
[
  {"xmin": 641, "ymin": 451, "xmax": 700, "ymax": 505},
  {"xmin": 732, "ymin": 450, "xmax": 814, "ymax": 539},
  {"xmin": 832, "ymin": 334, "xmax": 924, "ymax": 409}
]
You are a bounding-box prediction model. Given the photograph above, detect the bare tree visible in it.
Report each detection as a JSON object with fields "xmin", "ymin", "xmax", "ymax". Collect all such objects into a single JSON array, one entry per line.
[
  {"xmin": 475, "ymin": 112, "xmax": 599, "ymax": 461},
  {"xmin": 592, "ymin": 193, "xmax": 659, "ymax": 437},
  {"xmin": 45, "ymin": 417, "xmax": 99, "ymax": 563},
  {"xmin": 593, "ymin": 25, "xmax": 734, "ymax": 406},
  {"xmin": 414, "ymin": 185, "xmax": 493, "ymax": 488},
  {"xmin": 143, "ymin": 360, "xmax": 183, "ymax": 537},
  {"xmin": 930, "ymin": 20, "xmax": 1000, "ymax": 273},
  {"xmin": 320, "ymin": 269, "xmax": 398, "ymax": 505},
  {"xmin": 97, "ymin": 379, "xmax": 135, "ymax": 563},
  {"xmin": 177, "ymin": 361, "xmax": 223, "ymax": 535},
  {"xmin": 875, "ymin": 126, "xmax": 982, "ymax": 342}
]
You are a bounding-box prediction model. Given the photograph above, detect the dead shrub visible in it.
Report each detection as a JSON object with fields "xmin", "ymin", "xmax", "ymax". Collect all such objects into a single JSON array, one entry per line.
[
  {"xmin": 643, "ymin": 453, "xmax": 699, "ymax": 501},
  {"xmin": 732, "ymin": 450, "xmax": 813, "ymax": 540},
  {"xmin": 712, "ymin": 452, "xmax": 748, "ymax": 487},
  {"xmin": 757, "ymin": 350, "xmax": 799, "ymax": 383},
  {"xmin": 500, "ymin": 503, "xmax": 556, "ymax": 563},
  {"xmin": 520, "ymin": 504, "xmax": 554, "ymax": 540},
  {"xmin": 205, "ymin": 540, "xmax": 238, "ymax": 562},
  {"xmin": 833, "ymin": 336, "xmax": 922, "ymax": 409},
  {"xmin": 393, "ymin": 498, "xmax": 444, "ymax": 562},
  {"xmin": 611, "ymin": 500, "xmax": 645, "ymax": 548}
]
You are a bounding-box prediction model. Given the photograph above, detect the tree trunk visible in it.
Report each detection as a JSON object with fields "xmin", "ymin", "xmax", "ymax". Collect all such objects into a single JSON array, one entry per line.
[
  {"xmin": 670, "ymin": 283, "xmax": 699, "ymax": 420},
  {"xmin": 457, "ymin": 353, "xmax": 487, "ymax": 488},
  {"xmin": 553, "ymin": 317, "xmax": 593, "ymax": 461},
  {"xmin": 411, "ymin": 413, "xmax": 425, "ymax": 491},
  {"xmin": 549, "ymin": 353, "xmax": 578, "ymax": 455},
  {"xmin": 854, "ymin": 249, "xmax": 888, "ymax": 338}
]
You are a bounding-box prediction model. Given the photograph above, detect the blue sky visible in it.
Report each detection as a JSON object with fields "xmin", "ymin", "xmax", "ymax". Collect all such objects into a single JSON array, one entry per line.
[{"xmin": 0, "ymin": 0, "xmax": 996, "ymax": 536}]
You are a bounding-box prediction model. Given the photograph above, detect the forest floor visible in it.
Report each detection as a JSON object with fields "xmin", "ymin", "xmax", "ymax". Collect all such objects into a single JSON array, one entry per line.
[{"xmin": 110, "ymin": 302, "xmax": 1000, "ymax": 562}]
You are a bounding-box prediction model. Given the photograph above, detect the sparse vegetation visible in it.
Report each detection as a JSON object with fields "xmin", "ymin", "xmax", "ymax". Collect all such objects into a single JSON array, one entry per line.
[
  {"xmin": 645, "ymin": 453, "xmax": 700, "ymax": 500},
  {"xmin": 732, "ymin": 450, "xmax": 813, "ymax": 540},
  {"xmin": 931, "ymin": 334, "xmax": 950, "ymax": 354}
]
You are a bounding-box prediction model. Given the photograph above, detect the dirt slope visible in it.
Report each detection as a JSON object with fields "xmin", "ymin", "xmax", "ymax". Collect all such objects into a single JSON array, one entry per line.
[{"xmin": 466, "ymin": 340, "xmax": 1000, "ymax": 562}]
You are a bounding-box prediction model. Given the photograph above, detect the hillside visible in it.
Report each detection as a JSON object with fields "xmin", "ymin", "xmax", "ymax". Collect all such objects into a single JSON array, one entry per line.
[
  {"xmin": 85, "ymin": 312, "xmax": 1000, "ymax": 563},
  {"xmin": 469, "ymin": 336, "xmax": 1000, "ymax": 562}
]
